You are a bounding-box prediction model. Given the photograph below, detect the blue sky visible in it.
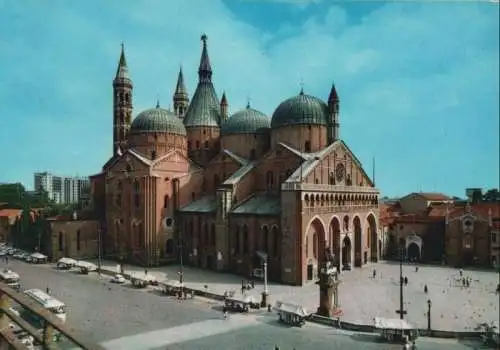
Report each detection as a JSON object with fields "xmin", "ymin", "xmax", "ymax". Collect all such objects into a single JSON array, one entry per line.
[{"xmin": 0, "ymin": 0, "xmax": 498, "ymax": 197}]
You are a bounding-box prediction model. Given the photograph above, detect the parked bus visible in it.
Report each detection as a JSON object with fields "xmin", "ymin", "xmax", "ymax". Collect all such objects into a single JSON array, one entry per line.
[
  {"xmin": 0, "ymin": 268, "xmax": 21, "ymax": 290},
  {"xmin": 20, "ymin": 289, "xmax": 67, "ymax": 342}
]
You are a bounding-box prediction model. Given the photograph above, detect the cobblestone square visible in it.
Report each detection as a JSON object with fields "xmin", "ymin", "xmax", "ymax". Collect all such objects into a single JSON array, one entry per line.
[{"xmin": 95, "ymin": 259, "xmax": 499, "ymax": 331}]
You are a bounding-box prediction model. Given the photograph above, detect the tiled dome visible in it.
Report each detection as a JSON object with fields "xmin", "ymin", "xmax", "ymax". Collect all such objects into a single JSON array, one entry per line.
[
  {"xmin": 221, "ymin": 105, "xmax": 270, "ymax": 135},
  {"xmin": 130, "ymin": 106, "xmax": 186, "ymax": 136},
  {"xmin": 271, "ymin": 91, "xmax": 329, "ymax": 129}
]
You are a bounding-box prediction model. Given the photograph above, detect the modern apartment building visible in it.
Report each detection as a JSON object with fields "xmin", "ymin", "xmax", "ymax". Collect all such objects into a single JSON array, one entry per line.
[{"xmin": 33, "ymin": 172, "xmax": 90, "ymax": 204}]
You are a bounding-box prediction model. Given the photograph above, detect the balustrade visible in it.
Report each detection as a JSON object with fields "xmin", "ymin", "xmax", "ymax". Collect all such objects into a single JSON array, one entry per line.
[
  {"xmin": 281, "ymin": 182, "xmax": 379, "ymax": 194},
  {"xmin": 304, "ymin": 204, "xmax": 378, "ymax": 215}
]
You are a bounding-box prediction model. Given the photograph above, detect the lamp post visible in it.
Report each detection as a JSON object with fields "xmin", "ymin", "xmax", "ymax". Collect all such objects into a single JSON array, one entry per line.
[
  {"xmin": 97, "ymin": 226, "xmax": 102, "ymax": 277},
  {"xmin": 256, "ymin": 251, "xmax": 269, "ymax": 307},
  {"xmin": 395, "ymin": 246, "xmax": 406, "ymax": 319},
  {"xmin": 427, "ymin": 299, "xmax": 432, "ymax": 331}
]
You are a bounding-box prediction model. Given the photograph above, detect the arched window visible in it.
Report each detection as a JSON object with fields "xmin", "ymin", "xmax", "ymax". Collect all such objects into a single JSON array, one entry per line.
[
  {"xmin": 343, "ymin": 216, "xmax": 349, "ymax": 231},
  {"xmin": 204, "ymin": 140, "xmax": 209, "ymax": 149},
  {"xmin": 210, "ymin": 223, "xmax": 216, "ymax": 245},
  {"xmin": 304, "ymin": 141, "xmax": 311, "ymax": 152},
  {"xmin": 235, "ymin": 226, "xmax": 240, "ymax": 254},
  {"xmin": 58, "ymin": 232, "xmax": 63, "ymax": 251},
  {"xmin": 250, "ymin": 149, "xmax": 256, "ymax": 160},
  {"xmin": 242, "ymin": 225, "xmax": 249, "ymax": 254},
  {"xmin": 119, "ymin": 93, "xmax": 124, "ymax": 103},
  {"xmin": 329, "ymin": 172, "xmax": 335, "ymax": 185},
  {"xmin": 272, "ymin": 226, "xmax": 279, "ymax": 256},
  {"xmin": 346, "ymin": 174, "xmax": 352, "ymax": 186},
  {"xmin": 262, "ymin": 226, "xmax": 269, "ymax": 253},
  {"xmin": 164, "ymin": 195, "xmax": 169, "ymax": 209},
  {"xmin": 76, "ymin": 230, "xmax": 81, "ymax": 251},
  {"xmin": 214, "ymin": 174, "xmax": 220, "ymax": 189},
  {"xmin": 119, "ymin": 111, "xmax": 124, "ymax": 124},
  {"xmin": 125, "ymin": 93, "xmax": 130, "ymax": 104},
  {"xmin": 266, "ymin": 171, "xmax": 274, "ymax": 191}
]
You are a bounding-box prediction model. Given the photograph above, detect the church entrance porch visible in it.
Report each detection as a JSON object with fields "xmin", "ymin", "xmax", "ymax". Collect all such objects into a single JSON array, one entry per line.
[
  {"xmin": 407, "ymin": 243, "xmax": 420, "ymax": 262},
  {"xmin": 329, "ymin": 217, "xmax": 341, "ymax": 270}
]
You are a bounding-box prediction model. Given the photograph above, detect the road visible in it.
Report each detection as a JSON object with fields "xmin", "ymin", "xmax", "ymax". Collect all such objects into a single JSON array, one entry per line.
[{"xmin": 4, "ymin": 260, "xmax": 482, "ymax": 350}]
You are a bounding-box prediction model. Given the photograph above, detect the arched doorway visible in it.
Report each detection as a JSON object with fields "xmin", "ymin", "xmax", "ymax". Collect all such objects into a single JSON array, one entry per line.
[
  {"xmin": 353, "ymin": 216, "xmax": 362, "ymax": 267},
  {"xmin": 405, "ymin": 234, "xmax": 423, "ymax": 262},
  {"xmin": 342, "ymin": 236, "xmax": 351, "ymax": 266},
  {"xmin": 329, "ymin": 217, "xmax": 341, "ymax": 269},
  {"xmin": 305, "ymin": 218, "xmax": 326, "ymax": 280},
  {"xmin": 407, "ymin": 243, "xmax": 420, "ymax": 261},
  {"xmin": 367, "ymin": 214, "xmax": 378, "ymax": 262}
]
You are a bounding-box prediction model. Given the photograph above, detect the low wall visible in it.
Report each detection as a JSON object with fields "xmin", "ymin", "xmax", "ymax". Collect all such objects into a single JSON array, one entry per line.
[{"xmin": 308, "ymin": 314, "xmax": 483, "ymax": 339}]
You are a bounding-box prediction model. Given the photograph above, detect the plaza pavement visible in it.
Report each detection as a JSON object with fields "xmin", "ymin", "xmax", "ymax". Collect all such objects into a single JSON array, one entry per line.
[
  {"xmin": 92, "ymin": 258, "xmax": 500, "ymax": 331},
  {"xmin": 4, "ymin": 259, "xmax": 485, "ymax": 349}
]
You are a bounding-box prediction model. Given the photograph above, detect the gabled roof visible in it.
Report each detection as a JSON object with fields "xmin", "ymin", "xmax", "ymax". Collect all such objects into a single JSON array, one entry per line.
[
  {"xmin": 284, "ymin": 140, "xmax": 375, "ymax": 187},
  {"xmin": 223, "ymin": 162, "xmax": 256, "ymax": 185},
  {"xmin": 222, "ymin": 149, "xmax": 248, "ymax": 166}
]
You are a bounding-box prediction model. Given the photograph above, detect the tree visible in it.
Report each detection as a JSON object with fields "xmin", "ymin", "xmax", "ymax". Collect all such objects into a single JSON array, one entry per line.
[
  {"xmin": 0, "ymin": 183, "xmax": 25, "ymax": 206},
  {"xmin": 483, "ymin": 188, "xmax": 500, "ymax": 203}
]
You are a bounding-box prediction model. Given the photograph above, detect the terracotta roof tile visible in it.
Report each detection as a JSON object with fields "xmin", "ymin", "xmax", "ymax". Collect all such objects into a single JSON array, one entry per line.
[
  {"xmin": 413, "ymin": 192, "xmax": 452, "ymax": 201},
  {"xmin": 449, "ymin": 202, "xmax": 500, "ymax": 220}
]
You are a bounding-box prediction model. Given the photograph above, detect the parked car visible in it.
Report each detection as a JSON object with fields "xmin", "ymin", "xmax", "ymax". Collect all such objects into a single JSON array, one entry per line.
[
  {"xmin": 30, "ymin": 253, "xmax": 48, "ymax": 264},
  {"xmin": 56, "ymin": 257, "xmax": 77, "ymax": 270},
  {"xmin": 110, "ymin": 274, "xmax": 127, "ymax": 284}
]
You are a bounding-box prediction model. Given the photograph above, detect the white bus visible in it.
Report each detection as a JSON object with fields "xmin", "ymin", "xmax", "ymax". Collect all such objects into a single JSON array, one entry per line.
[
  {"xmin": 0, "ymin": 268, "xmax": 21, "ymax": 290},
  {"xmin": 23, "ymin": 289, "xmax": 67, "ymax": 323}
]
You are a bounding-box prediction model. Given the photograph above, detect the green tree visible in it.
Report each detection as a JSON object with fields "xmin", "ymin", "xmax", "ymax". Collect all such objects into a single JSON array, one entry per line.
[{"xmin": 483, "ymin": 188, "xmax": 500, "ymax": 202}]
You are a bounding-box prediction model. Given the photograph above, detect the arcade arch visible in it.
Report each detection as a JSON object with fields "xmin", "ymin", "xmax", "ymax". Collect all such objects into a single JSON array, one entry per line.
[
  {"xmin": 353, "ymin": 216, "xmax": 362, "ymax": 267},
  {"xmin": 366, "ymin": 214, "xmax": 378, "ymax": 262},
  {"xmin": 342, "ymin": 236, "xmax": 351, "ymax": 266},
  {"xmin": 305, "ymin": 218, "xmax": 326, "ymax": 281},
  {"xmin": 329, "ymin": 217, "xmax": 341, "ymax": 268}
]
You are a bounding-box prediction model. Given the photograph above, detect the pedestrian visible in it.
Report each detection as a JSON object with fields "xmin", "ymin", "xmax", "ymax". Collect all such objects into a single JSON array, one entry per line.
[
  {"xmin": 415, "ymin": 266, "xmax": 418, "ymax": 273},
  {"xmin": 251, "ymin": 280, "xmax": 255, "ymax": 289},
  {"xmin": 241, "ymin": 285, "xmax": 245, "ymax": 295},
  {"xmin": 404, "ymin": 277, "xmax": 408, "ymax": 286},
  {"xmin": 267, "ymin": 304, "xmax": 272, "ymax": 312},
  {"xmin": 424, "ymin": 284, "xmax": 428, "ymax": 294},
  {"xmin": 5, "ymin": 256, "xmax": 8, "ymax": 264},
  {"xmin": 411, "ymin": 340, "xmax": 417, "ymax": 350},
  {"xmin": 372, "ymin": 268, "xmax": 377, "ymax": 279},
  {"xmin": 46, "ymin": 287, "xmax": 50, "ymax": 294},
  {"xmin": 144, "ymin": 268, "xmax": 148, "ymax": 275}
]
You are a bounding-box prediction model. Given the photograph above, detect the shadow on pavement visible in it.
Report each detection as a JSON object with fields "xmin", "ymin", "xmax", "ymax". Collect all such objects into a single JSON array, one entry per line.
[{"xmin": 349, "ymin": 332, "xmax": 384, "ymax": 344}]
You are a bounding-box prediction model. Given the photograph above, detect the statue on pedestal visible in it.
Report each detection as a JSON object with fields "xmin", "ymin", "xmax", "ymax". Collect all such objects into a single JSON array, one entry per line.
[{"xmin": 317, "ymin": 246, "xmax": 341, "ymax": 318}]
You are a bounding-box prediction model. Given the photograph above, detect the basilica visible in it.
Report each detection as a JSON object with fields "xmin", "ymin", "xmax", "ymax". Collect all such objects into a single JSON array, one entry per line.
[{"xmin": 90, "ymin": 35, "xmax": 380, "ymax": 286}]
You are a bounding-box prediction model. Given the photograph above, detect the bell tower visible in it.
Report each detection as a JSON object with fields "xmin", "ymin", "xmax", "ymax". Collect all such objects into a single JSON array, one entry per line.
[
  {"xmin": 113, "ymin": 43, "xmax": 133, "ymax": 155},
  {"xmin": 327, "ymin": 83, "xmax": 340, "ymax": 144},
  {"xmin": 173, "ymin": 66, "xmax": 189, "ymax": 119}
]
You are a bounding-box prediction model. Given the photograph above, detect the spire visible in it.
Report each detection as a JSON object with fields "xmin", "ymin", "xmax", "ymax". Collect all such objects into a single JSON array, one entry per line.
[
  {"xmin": 156, "ymin": 99, "xmax": 160, "ymax": 108},
  {"xmin": 220, "ymin": 91, "xmax": 227, "ymax": 106},
  {"xmin": 328, "ymin": 83, "xmax": 339, "ymax": 102},
  {"xmin": 175, "ymin": 66, "xmax": 187, "ymax": 96},
  {"xmin": 198, "ymin": 34, "xmax": 213, "ymax": 83},
  {"xmin": 299, "ymin": 79, "xmax": 305, "ymax": 95},
  {"xmin": 115, "ymin": 43, "xmax": 129, "ymax": 80}
]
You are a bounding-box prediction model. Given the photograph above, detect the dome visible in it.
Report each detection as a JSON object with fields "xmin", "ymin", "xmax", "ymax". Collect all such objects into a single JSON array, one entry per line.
[
  {"xmin": 271, "ymin": 91, "xmax": 329, "ymax": 129},
  {"xmin": 130, "ymin": 106, "xmax": 186, "ymax": 136},
  {"xmin": 221, "ymin": 105, "xmax": 270, "ymax": 135}
]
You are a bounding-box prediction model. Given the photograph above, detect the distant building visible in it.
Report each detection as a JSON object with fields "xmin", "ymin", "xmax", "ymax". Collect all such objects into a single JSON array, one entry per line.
[
  {"xmin": 379, "ymin": 191, "xmax": 499, "ymax": 268},
  {"xmin": 34, "ymin": 172, "xmax": 90, "ymax": 204}
]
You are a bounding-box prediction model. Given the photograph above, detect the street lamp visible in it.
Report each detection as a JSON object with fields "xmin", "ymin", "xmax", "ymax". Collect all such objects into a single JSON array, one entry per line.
[
  {"xmin": 395, "ymin": 246, "xmax": 407, "ymax": 320},
  {"xmin": 427, "ymin": 299, "xmax": 432, "ymax": 331},
  {"xmin": 256, "ymin": 251, "xmax": 269, "ymax": 307}
]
